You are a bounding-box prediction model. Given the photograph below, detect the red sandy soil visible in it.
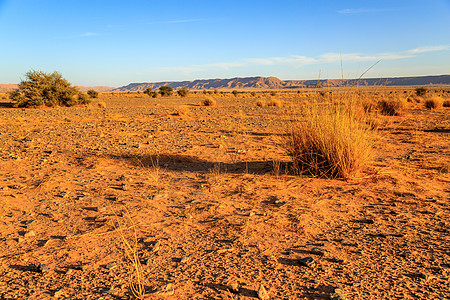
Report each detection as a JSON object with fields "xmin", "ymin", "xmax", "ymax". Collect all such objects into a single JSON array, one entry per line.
[{"xmin": 0, "ymin": 94, "xmax": 448, "ymax": 299}]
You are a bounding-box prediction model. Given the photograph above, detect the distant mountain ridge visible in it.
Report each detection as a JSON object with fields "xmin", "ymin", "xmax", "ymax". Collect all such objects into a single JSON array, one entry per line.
[{"xmin": 114, "ymin": 75, "xmax": 450, "ymax": 91}]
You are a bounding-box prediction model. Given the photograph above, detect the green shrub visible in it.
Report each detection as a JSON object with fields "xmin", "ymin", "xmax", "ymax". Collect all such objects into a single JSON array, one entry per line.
[
  {"xmin": 144, "ymin": 87, "xmax": 153, "ymax": 95},
  {"xmin": 9, "ymin": 70, "xmax": 83, "ymax": 107},
  {"xmin": 232, "ymin": 90, "xmax": 239, "ymax": 97},
  {"xmin": 87, "ymin": 89, "xmax": 99, "ymax": 98},
  {"xmin": 177, "ymin": 87, "xmax": 189, "ymax": 97},
  {"xmin": 159, "ymin": 86, "xmax": 173, "ymax": 96}
]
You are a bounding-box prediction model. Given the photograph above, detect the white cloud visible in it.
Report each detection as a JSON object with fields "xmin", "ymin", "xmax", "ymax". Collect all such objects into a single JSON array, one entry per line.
[
  {"xmin": 406, "ymin": 45, "xmax": 450, "ymax": 54},
  {"xmin": 337, "ymin": 8, "xmax": 400, "ymax": 14},
  {"xmin": 147, "ymin": 19, "xmax": 205, "ymax": 25},
  {"xmin": 154, "ymin": 45, "xmax": 449, "ymax": 74},
  {"xmin": 80, "ymin": 32, "xmax": 98, "ymax": 37}
]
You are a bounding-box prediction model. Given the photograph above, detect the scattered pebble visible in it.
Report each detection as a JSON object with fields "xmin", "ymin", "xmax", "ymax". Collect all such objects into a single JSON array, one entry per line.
[
  {"xmin": 152, "ymin": 240, "xmax": 161, "ymax": 252},
  {"xmin": 179, "ymin": 257, "xmax": 190, "ymax": 263},
  {"xmin": 229, "ymin": 282, "xmax": 239, "ymax": 293},
  {"xmin": 38, "ymin": 264, "xmax": 51, "ymax": 273},
  {"xmin": 310, "ymin": 247, "xmax": 327, "ymax": 256},
  {"xmin": 257, "ymin": 284, "xmax": 269, "ymax": 300},
  {"xmin": 153, "ymin": 193, "xmax": 168, "ymax": 201},
  {"xmin": 150, "ymin": 283, "xmax": 174, "ymax": 296},
  {"xmin": 298, "ymin": 257, "xmax": 315, "ymax": 267}
]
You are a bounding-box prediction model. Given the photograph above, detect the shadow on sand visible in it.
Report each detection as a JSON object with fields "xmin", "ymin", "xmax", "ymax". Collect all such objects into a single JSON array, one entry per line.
[{"xmin": 107, "ymin": 153, "xmax": 292, "ymax": 175}]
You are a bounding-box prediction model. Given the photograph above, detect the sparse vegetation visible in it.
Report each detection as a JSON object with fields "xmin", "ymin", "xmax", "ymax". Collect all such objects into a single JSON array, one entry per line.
[
  {"xmin": 378, "ymin": 96, "xmax": 407, "ymax": 116},
  {"xmin": 424, "ymin": 96, "xmax": 442, "ymax": 109},
  {"xmin": 87, "ymin": 89, "xmax": 99, "ymax": 98},
  {"xmin": 256, "ymin": 99, "xmax": 265, "ymax": 106},
  {"xmin": 8, "ymin": 70, "xmax": 88, "ymax": 107},
  {"xmin": 177, "ymin": 87, "xmax": 189, "ymax": 97},
  {"xmin": 415, "ymin": 87, "xmax": 427, "ymax": 96},
  {"xmin": 159, "ymin": 86, "xmax": 173, "ymax": 96},
  {"xmin": 285, "ymin": 103, "xmax": 373, "ymax": 179},
  {"xmin": 267, "ymin": 99, "xmax": 282, "ymax": 107},
  {"xmin": 443, "ymin": 99, "xmax": 450, "ymax": 107},
  {"xmin": 202, "ymin": 97, "xmax": 216, "ymax": 106}
]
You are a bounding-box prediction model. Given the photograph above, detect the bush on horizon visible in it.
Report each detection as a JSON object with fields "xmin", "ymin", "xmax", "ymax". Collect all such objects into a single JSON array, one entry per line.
[
  {"xmin": 159, "ymin": 86, "xmax": 173, "ymax": 96},
  {"xmin": 9, "ymin": 70, "xmax": 89, "ymax": 107}
]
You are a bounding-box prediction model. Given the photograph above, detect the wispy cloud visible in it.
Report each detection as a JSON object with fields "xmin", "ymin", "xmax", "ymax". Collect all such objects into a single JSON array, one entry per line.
[
  {"xmin": 147, "ymin": 18, "xmax": 205, "ymax": 25},
  {"xmin": 79, "ymin": 32, "xmax": 98, "ymax": 37},
  {"xmin": 406, "ymin": 45, "xmax": 450, "ymax": 54},
  {"xmin": 155, "ymin": 45, "xmax": 449, "ymax": 74},
  {"xmin": 338, "ymin": 8, "xmax": 400, "ymax": 14}
]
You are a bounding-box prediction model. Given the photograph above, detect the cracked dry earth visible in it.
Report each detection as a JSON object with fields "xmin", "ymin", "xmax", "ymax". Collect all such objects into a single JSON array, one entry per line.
[{"xmin": 0, "ymin": 95, "xmax": 449, "ymax": 299}]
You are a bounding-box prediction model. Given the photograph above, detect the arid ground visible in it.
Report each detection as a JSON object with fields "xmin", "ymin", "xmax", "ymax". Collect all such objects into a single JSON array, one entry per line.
[{"xmin": 0, "ymin": 90, "xmax": 449, "ymax": 299}]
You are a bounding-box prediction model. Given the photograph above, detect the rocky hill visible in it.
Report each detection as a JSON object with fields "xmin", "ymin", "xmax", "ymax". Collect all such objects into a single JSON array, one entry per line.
[{"xmin": 114, "ymin": 75, "xmax": 450, "ymax": 91}]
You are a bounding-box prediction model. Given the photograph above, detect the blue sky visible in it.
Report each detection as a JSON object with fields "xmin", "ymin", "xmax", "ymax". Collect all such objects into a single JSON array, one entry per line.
[{"xmin": 0, "ymin": 0, "xmax": 449, "ymax": 87}]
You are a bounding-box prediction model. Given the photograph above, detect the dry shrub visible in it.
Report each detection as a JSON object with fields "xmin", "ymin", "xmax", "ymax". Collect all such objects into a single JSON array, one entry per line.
[
  {"xmin": 173, "ymin": 105, "xmax": 190, "ymax": 116},
  {"xmin": 267, "ymin": 99, "xmax": 282, "ymax": 107},
  {"xmin": 256, "ymin": 100, "xmax": 265, "ymax": 107},
  {"xmin": 202, "ymin": 97, "xmax": 216, "ymax": 106},
  {"xmin": 284, "ymin": 104, "xmax": 373, "ymax": 179},
  {"xmin": 443, "ymin": 99, "xmax": 450, "ymax": 107},
  {"xmin": 424, "ymin": 96, "xmax": 442, "ymax": 109},
  {"xmin": 98, "ymin": 101, "xmax": 107, "ymax": 108},
  {"xmin": 378, "ymin": 96, "xmax": 407, "ymax": 116}
]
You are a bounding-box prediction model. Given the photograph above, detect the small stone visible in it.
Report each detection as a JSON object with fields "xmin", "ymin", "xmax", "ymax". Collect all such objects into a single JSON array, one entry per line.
[
  {"xmin": 73, "ymin": 265, "xmax": 87, "ymax": 271},
  {"xmin": 153, "ymin": 194, "xmax": 168, "ymax": 201},
  {"xmin": 152, "ymin": 240, "xmax": 161, "ymax": 252},
  {"xmin": 24, "ymin": 231, "xmax": 36, "ymax": 238},
  {"xmin": 257, "ymin": 284, "xmax": 269, "ymax": 300},
  {"xmin": 105, "ymin": 289, "xmax": 118, "ymax": 295},
  {"xmin": 38, "ymin": 263, "xmax": 51, "ymax": 273},
  {"xmin": 248, "ymin": 211, "xmax": 255, "ymax": 217},
  {"xmin": 330, "ymin": 292, "xmax": 346, "ymax": 300},
  {"xmin": 185, "ymin": 213, "xmax": 193, "ymax": 219},
  {"xmin": 151, "ymin": 283, "xmax": 174, "ymax": 296},
  {"xmin": 299, "ymin": 257, "xmax": 315, "ymax": 267},
  {"xmin": 217, "ymin": 248, "xmax": 234, "ymax": 254},
  {"xmin": 192, "ymin": 190, "xmax": 206, "ymax": 195},
  {"xmin": 54, "ymin": 290, "xmax": 64, "ymax": 298},
  {"xmin": 180, "ymin": 257, "xmax": 189, "ymax": 263},
  {"xmin": 310, "ymin": 247, "xmax": 327, "ymax": 256},
  {"xmin": 94, "ymin": 215, "xmax": 108, "ymax": 222},
  {"xmin": 105, "ymin": 262, "xmax": 117, "ymax": 270},
  {"xmin": 229, "ymin": 282, "xmax": 239, "ymax": 293}
]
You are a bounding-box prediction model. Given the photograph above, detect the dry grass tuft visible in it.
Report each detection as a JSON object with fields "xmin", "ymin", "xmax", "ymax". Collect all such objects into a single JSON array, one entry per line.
[
  {"xmin": 267, "ymin": 99, "xmax": 282, "ymax": 107},
  {"xmin": 424, "ymin": 96, "xmax": 442, "ymax": 109},
  {"xmin": 443, "ymin": 99, "xmax": 450, "ymax": 107},
  {"xmin": 202, "ymin": 97, "xmax": 216, "ymax": 106},
  {"xmin": 98, "ymin": 101, "xmax": 107, "ymax": 108},
  {"xmin": 284, "ymin": 103, "xmax": 373, "ymax": 179},
  {"xmin": 256, "ymin": 99, "xmax": 265, "ymax": 107},
  {"xmin": 378, "ymin": 96, "xmax": 407, "ymax": 116}
]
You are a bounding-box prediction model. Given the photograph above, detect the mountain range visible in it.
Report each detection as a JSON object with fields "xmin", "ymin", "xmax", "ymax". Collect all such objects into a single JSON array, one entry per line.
[
  {"xmin": 114, "ymin": 75, "xmax": 450, "ymax": 91},
  {"xmin": 1, "ymin": 75, "xmax": 449, "ymax": 93}
]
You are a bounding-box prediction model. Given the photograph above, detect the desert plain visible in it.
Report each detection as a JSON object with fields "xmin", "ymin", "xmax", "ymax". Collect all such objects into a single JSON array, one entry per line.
[{"xmin": 0, "ymin": 89, "xmax": 449, "ymax": 300}]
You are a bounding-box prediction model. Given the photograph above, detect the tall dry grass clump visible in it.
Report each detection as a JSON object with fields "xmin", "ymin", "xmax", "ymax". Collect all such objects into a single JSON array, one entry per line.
[
  {"xmin": 424, "ymin": 96, "xmax": 442, "ymax": 109},
  {"xmin": 267, "ymin": 99, "xmax": 282, "ymax": 107},
  {"xmin": 285, "ymin": 103, "xmax": 373, "ymax": 179},
  {"xmin": 202, "ymin": 97, "xmax": 216, "ymax": 106},
  {"xmin": 378, "ymin": 96, "xmax": 407, "ymax": 116}
]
